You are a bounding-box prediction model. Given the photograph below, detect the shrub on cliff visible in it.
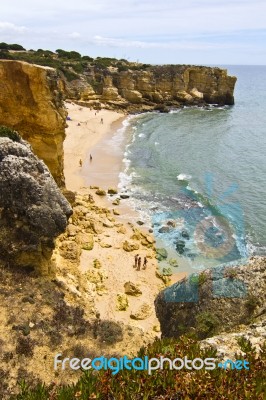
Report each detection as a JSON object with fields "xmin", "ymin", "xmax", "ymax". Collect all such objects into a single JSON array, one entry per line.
[
  {"xmin": 0, "ymin": 126, "xmax": 20, "ymax": 142},
  {"xmin": 0, "ymin": 50, "xmax": 14, "ymax": 60},
  {"xmin": 13, "ymin": 336, "xmax": 265, "ymax": 399}
]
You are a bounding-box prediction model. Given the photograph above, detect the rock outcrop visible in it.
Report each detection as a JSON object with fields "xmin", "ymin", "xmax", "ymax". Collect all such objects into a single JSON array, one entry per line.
[
  {"xmin": 155, "ymin": 257, "xmax": 266, "ymax": 339},
  {"xmin": 0, "ymin": 60, "xmax": 66, "ymax": 186},
  {"xmin": 66, "ymin": 65, "xmax": 237, "ymax": 112},
  {"xmin": 0, "ymin": 135, "xmax": 72, "ymax": 275}
]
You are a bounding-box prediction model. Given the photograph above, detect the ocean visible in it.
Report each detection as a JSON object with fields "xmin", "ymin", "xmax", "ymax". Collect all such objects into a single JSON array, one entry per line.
[{"xmin": 115, "ymin": 65, "xmax": 266, "ymax": 275}]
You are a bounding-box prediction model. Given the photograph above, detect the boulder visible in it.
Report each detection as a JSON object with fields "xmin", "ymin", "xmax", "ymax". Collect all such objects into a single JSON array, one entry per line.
[
  {"xmin": 99, "ymin": 242, "xmax": 112, "ymax": 248},
  {"xmin": 112, "ymin": 198, "xmax": 120, "ymax": 206},
  {"xmin": 93, "ymin": 259, "xmax": 102, "ymax": 269},
  {"xmin": 175, "ymin": 240, "xmax": 186, "ymax": 254},
  {"xmin": 116, "ymin": 294, "xmax": 129, "ymax": 311},
  {"xmin": 76, "ymin": 232, "xmax": 94, "ymax": 250},
  {"xmin": 155, "ymin": 257, "xmax": 266, "ymax": 339},
  {"xmin": 0, "ymin": 136, "xmax": 72, "ymax": 274},
  {"xmin": 60, "ymin": 240, "xmax": 81, "ymax": 262},
  {"xmin": 108, "ymin": 187, "xmax": 118, "ymax": 195},
  {"xmin": 156, "ymin": 248, "xmax": 168, "ymax": 261},
  {"xmin": 123, "ymin": 240, "xmax": 139, "ymax": 252},
  {"xmin": 158, "ymin": 226, "xmax": 170, "ymax": 233},
  {"xmin": 124, "ymin": 282, "xmax": 142, "ymax": 296},
  {"xmin": 130, "ymin": 303, "xmax": 152, "ymax": 320},
  {"xmin": 95, "ymin": 189, "xmax": 106, "ymax": 196}
]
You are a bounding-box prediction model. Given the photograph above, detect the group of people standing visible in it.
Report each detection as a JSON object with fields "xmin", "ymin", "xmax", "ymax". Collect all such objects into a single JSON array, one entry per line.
[{"xmin": 134, "ymin": 254, "xmax": 147, "ymax": 270}]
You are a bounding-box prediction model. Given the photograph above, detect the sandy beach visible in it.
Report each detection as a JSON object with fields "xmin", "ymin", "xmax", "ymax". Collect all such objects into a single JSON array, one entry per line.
[{"xmin": 64, "ymin": 102, "xmax": 125, "ymax": 192}]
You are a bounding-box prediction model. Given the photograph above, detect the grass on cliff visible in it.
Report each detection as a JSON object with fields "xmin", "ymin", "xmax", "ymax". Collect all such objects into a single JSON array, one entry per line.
[
  {"xmin": 13, "ymin": 336, "xmax": 265, "ymax": 400},
  {"xmin": 0, "ymin": 45, "xmax": 153, "ymax": 84},
  {"xmin": 0, "ymin": 126, "xmax": 21, "ymax": 142}
]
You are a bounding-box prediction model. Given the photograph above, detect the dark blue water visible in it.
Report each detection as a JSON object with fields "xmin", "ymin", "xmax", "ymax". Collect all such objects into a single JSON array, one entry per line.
[{"xmin": 119, "ymin": 66, "xmax": 266, "ymax": 274}]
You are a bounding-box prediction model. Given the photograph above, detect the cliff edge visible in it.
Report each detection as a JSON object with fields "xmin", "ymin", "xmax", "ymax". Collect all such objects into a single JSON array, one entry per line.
[
  {"xmin": 0, "ymin": 60, "xmax": 66, "ymax": 186},
  {"xmin": 66, "ymin": 65, "xmax": 237, "ymax": 112}
]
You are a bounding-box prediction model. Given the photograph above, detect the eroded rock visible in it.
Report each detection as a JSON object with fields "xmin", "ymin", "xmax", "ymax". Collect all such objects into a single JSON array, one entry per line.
[
  {"xmin": 0, "ymin": 136, "xmax": 72, "ymax": 274},
  {"xmin": 0, "ymin": 60, "xmax": 66, "ymax": 186},
  {"xmin": 124, "ymin": 282, "xmax": 142, "ymax": 296}
]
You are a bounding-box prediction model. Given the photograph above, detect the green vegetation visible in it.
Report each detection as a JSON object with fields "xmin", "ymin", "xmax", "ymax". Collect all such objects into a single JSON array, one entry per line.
[
  {"xmin": 12, "ymin": 336, "xmax": 265, "ymax": 399},
  {"xmin": 0, "ymin": 42, "xmax": 26, "ymax": 51},
  {"xmin": 0, "ymin": 42, "xmax": 153, "ymax": 87},
  {"xmin": 195, "ymin": 311, "xmax": 220, "ymax": 338},
  {"xmin": 225, "ymin": 267, "xmax": 238, "ymax": 279},
  {"xmin": 0, "ymin": 126, "xmax": 21, "ymax": 142},
  {"xmin": 190, "ymin": 271, "xmax": 208, "ymax": 287},
  {"xmin": 245, "ymin": 293, "xmax": 260, "ymax": 311}
]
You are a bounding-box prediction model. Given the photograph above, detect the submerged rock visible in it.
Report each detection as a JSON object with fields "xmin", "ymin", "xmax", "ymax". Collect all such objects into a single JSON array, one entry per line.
[
  {"xmin": 0, "ymin": 136, "xmax": 72, "ymax": 275},
  {"xmin": 175, "ymin": 239, "xmax": 186, "ymax": 254},
  {"xmin": 156, "ymin": 248, "xmax": 168, "ymax": 261}
]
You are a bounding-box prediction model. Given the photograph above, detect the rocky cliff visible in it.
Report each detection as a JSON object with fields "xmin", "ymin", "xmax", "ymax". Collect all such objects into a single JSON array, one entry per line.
[
  {"xmin": 0, "ymin": 60, "xmax": 66, "ymax": 186},
  {"xmin": 0, "ymin": 133, "xmax": 72, "ymax": 275},
  {"xmin": 155, "ymin": 257, "xmax": 266, "ymax": 339},
  {"xmin": 66, "ymin": 65, "xmax": 237, "ymax": 112}
]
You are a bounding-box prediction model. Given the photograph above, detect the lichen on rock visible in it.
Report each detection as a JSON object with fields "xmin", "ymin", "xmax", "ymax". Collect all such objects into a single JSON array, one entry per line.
[{"xmin": 0, "ymin": 135, "xmax": 72, "ymax": 275}]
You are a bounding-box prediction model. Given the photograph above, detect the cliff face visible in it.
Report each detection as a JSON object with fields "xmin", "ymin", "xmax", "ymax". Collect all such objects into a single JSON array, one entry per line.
[
  {"xmin": 66, "ymin": 65, "xmax": 237, "ymax": 112},
  {"xmin": 0, "ymin": 136, "xmax": 72, "ymax": 275},
  {"xmin": 0, "ymin": 60, "xmax": 66, "ymax": 186},
  {"xmin": 155, "ymin": 257, "xmax": 266, "ymax": 339}
]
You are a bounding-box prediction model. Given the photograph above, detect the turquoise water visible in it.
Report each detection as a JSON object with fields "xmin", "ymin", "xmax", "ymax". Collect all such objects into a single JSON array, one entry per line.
[{"xmin": 119, "ymin": 66, "xmax": 266, "ymax": 274}]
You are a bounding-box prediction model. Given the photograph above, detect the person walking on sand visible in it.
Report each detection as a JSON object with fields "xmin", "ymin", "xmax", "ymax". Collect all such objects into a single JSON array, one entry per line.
[
  {"xmin": 143, "ymin": 256, "xmax": 147, "ymax": 270},
  {"xmin": 134, "ymin": 254, "xmax": 139, "ymax": 268},
  {"xmin": 100, "ymin": 117, "xmax": 103, "ymax": 124},
  {"xmin": 79, "ymin": 159, "xmax": 83, "ymax": 167},
  {"xmin": 137, "ymin": 256, "xmax": 141, "ymax": 271},
  {"xmin": 90, "ymin": 154, "xmax": 92, "ymax": 162}
]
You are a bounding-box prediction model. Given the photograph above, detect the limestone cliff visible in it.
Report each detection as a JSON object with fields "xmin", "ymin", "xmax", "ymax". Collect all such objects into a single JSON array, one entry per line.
[
  {"xmin": 0, "ymin": 60, "xmax": 66, "ymax": 186},
  {"xmin": 155, "ymin": 257, "xmax": 266, "ymax": 339},
  {"xmin": 0, "ymin": 134, "xmax": 72, "ymax": 275},
  {"xmin": 65, "ymin": 65, "xmax": 237, "ymax": 112}
]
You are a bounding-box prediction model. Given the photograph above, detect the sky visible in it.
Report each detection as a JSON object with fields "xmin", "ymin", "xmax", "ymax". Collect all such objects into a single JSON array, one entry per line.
[{"xmin": 1, "ymin": 0, "xmax": 266, "ymax": 65}]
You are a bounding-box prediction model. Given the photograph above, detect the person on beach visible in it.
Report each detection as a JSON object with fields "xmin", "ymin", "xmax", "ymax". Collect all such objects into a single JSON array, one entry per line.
[
  {"xmin": 134, "ymin": 254, "xmax": 139, "ymax": 268},
  {"xmin": 90, "ymin": 154, "xmax": 92, "ymax": 162},
  {"xmin": 79, "ymin": 159, "xmax": 82, "ymax": 167},
  {"xmin": 100, "ymin": 118, "xmax": 103, "ymax": 124},
  {"xmin": 143, "ymin": 257, "xmax": 147, "ymax": 270},
  {"xmin": 137, "ymin": 256, "xmax": 141, "ymax": 271}
]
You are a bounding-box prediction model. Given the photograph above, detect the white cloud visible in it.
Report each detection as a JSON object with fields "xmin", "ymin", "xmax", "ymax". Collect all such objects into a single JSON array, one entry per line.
[
  {"xmin": 68, "ymin": 32, "xmax": 81, "ymax": 39},
  {"xmin": 0, "ymin": 22, "xmax": 28, "ymax": 34},
  {"xmin": 91, "ymin": 35, "xmax": 252, "ymax": 51}
]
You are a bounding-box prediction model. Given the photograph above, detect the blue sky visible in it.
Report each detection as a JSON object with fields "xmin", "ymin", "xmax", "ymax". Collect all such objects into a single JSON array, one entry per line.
[{"xmin": 1, "ymin": 0, "xmax": 265, "ymax": 65}]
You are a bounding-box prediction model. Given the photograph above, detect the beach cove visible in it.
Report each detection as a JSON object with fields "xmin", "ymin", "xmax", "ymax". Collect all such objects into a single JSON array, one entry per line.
[{"xmin": 62, "ymin": 102, "xmax": 187, "ymax": 354}]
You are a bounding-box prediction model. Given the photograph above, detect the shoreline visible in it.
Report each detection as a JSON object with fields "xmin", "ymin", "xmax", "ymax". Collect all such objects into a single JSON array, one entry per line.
[{"xmin": 64, "ymin": 102, "xmax": 126, "ymax": 192}]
